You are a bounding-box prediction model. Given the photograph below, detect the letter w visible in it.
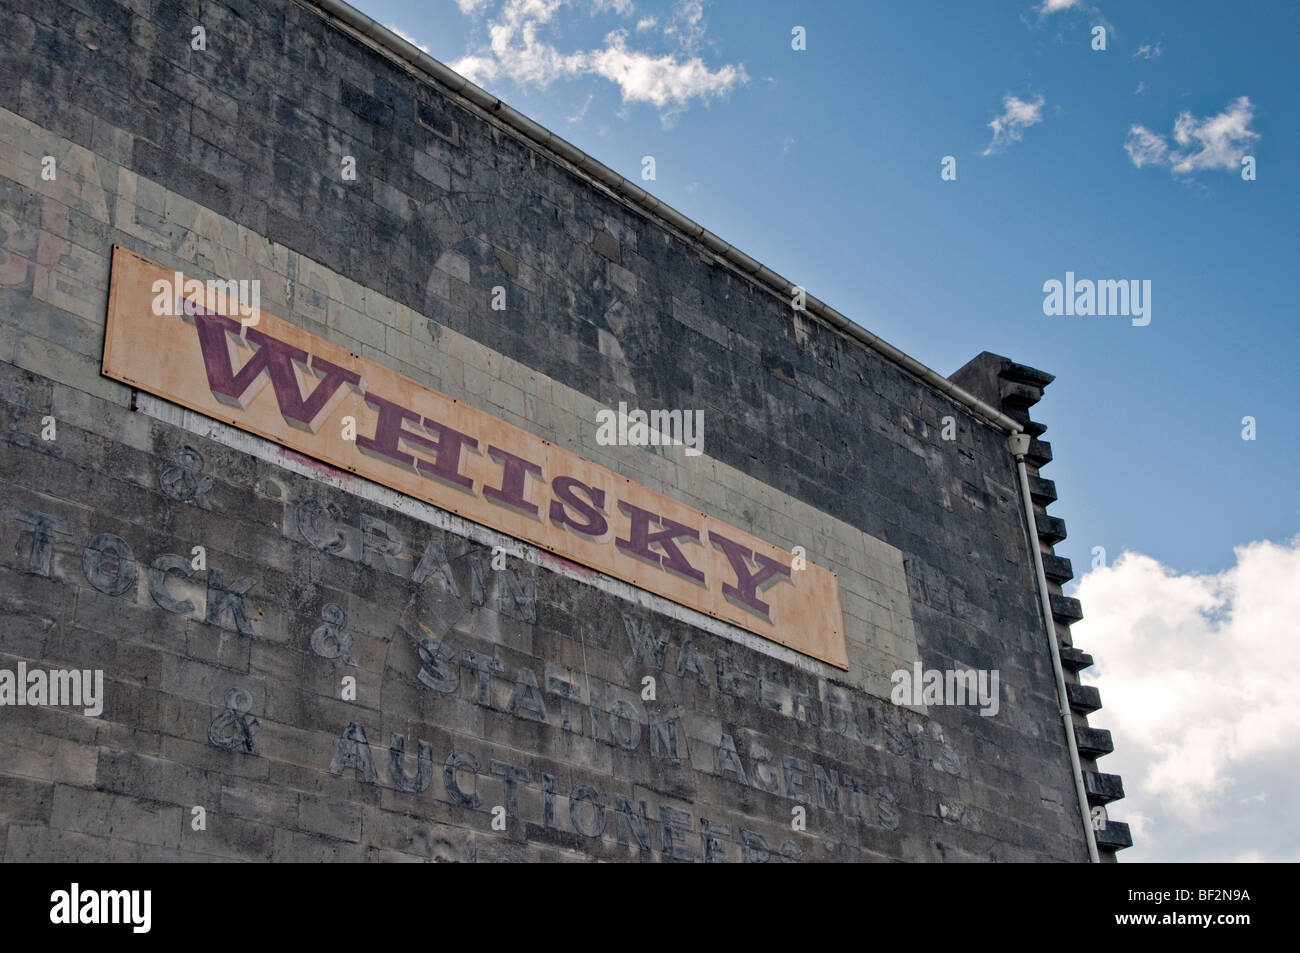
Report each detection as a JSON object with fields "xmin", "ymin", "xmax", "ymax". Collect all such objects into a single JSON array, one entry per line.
[
  {"xmin": 622, "ymin": 614, "xmax": 670, "ymax": 669},
  {"xmin": 192, "ymin": 310, "xmax": 360, "ymax": 430}
]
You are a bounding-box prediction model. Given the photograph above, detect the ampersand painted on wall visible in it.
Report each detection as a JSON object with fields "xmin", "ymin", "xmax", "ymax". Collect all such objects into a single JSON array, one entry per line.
[
  {"xmin": 310, "ymin": 603, "xmax": 356, "ymax": 667},
  {"xmin": 207, "ymin": 687, "xmax": 260, "ymax": 754},
  {"xmin": 159, "ymin": 444, "xmax": 214, "ymax": 510}
]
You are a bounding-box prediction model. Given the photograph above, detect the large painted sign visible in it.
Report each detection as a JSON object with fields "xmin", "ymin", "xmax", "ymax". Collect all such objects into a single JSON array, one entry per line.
[{"xmin": 102, "ymin": 247, "xmax": 848, "ymax": 667}]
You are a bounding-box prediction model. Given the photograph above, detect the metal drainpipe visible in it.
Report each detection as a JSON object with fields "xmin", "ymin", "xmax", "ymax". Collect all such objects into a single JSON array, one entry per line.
[{"xmin": 1009, "ymin": 433, "xmax": 1099, "ymax": 863}]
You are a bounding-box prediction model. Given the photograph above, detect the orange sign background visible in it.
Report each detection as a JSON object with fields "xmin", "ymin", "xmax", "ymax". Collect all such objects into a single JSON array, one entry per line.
[{"xmin": 102, "ymin": 247, "xmax": 849, "ymax": 668}]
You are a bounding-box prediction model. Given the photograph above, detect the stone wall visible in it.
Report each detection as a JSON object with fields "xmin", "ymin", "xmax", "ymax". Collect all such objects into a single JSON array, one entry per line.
[{"xmin": 0, "ymin": 0, "xmax": 1092, "ymax": 861}]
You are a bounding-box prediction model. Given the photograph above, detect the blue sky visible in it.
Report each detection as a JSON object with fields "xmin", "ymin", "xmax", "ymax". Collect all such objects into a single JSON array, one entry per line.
[{"xmin": 350, "ymin": 0, "xmax": 1299, "ymax": 861}]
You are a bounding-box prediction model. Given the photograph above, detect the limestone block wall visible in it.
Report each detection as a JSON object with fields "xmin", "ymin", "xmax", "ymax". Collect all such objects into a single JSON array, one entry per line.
[{"xmin": 0, "ymin": 0, "xmax": 1095, "ymax": 861}]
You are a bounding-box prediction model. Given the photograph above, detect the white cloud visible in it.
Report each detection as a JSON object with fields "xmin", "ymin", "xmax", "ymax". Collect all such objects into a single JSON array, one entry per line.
[
  {"xmin": 589, "ymin": 31, "xmax": 746, "ymax": 110},
  {"xmin": 450, "ymin": 0, "xmax": 746, "ymax": 122},
  {"xmin": 981, "ymin": 93, "xmax": 1045, "ymax": 156},
  {"xmin": 1030, "ymin": 0, "xmax": 1112, "ymax": 37},
  {"xmin": 1124, "ymin": 96, "xmax": 1259, "ymax": 175},
  {"xmin": 1134, "ymin": 80, "xmax": 1148, "ymax": 96},
  {"xmin": 1123, "ymin": 124, "xmax": 1167, "ymax": 166},
  {"xmin": 635, "ymin": 16, "xmax": 657, "ymax": 31},
  {"xmin": 1073, "ymin": 537, "xmax": 1300, "ymax": 858},
  {"xmin": 1133, "ymin": 40, "xmax": 1162, "ymax": 59},
  {"xmin": 1170, "ymin": 96, "xmax": 1258, "ymax": 172}
]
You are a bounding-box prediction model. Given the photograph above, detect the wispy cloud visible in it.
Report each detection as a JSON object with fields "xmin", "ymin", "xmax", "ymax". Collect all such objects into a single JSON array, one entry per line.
[
  {"xmin": 981, "ymin": 92, "xmax": 1046, "ymax": 156},
  {"xmin": 1030, "ymin": 0, "xmax": 1113, "ymax": 38},
  {"xmin": 1073, "ymin": 537, "xmax": 1300, "ymax": 859},
  {"xmin": 450, "ymin": 0, "xmax": 747, "ymax": 125},
  {"xmin": 663, "ymin": 0, "xmax": 706, "ymax": 53},
  {"xmin": 567, "ymin": 91, "xmax": 594, "ymax": 123},
  {"xmin": 1037, "ymin": 0, "xmax": 1083, "ymax": 13},
  {"xmin": 1134, "ymin": 80, "xmax": 1148, "ymax": 96},
  {"xmin": 1125, "ymin": 96, "xmax": 1259, "ymax": 175},
  {"xmin": 1123, "ymin": 124, "xmax": 1167, "ymax": 167},
  {"xmin": 1133, "ymin": 40, "xmax": 1162, "ymax": 59}
]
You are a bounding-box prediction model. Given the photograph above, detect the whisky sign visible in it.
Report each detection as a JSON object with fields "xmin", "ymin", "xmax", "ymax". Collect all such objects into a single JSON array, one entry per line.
[{"xmin": 102, "ymin": 247, "xmax": 849, "ymax": 668}]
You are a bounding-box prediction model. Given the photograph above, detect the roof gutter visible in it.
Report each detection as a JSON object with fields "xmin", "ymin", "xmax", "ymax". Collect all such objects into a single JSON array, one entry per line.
[{"xmin": 307, "ymin": 0, "xmax": 1022, "ymax": 436}]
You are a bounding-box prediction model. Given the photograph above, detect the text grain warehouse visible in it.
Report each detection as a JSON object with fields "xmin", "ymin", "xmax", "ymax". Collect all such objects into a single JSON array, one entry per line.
[{"xmin": 0, "ymin": 0, "xmax": 1128, "ymax": 863}]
